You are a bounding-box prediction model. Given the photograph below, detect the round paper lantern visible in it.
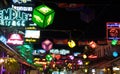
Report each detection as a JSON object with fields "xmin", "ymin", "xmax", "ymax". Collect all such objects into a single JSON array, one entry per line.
[{"xmin": 42, "ymin": 39, "xmax": 53, "ymax": 51}]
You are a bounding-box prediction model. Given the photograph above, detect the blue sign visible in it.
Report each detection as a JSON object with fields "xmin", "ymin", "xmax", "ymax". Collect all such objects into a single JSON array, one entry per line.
[{"xmin": 0, "ymin": 35, "xmax": 7, "ymax": 44}]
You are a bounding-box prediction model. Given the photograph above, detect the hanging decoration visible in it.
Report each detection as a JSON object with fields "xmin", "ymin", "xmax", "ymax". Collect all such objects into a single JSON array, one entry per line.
[
  {"xmin": 46, "ymin": 54, "xmax": 53, "ymax": 62},
  {"xmin": 42, "ymin": 39, "xmax": 53, "ymax": 51},
  {"xmin": 32, "ymin": 4, "xmax": 55, "ymax": 28},
  {"xmin": 68, "ymin": 40, "xmax": 76, "ymax": 48},
  {"xmin": 69, "ymin": 55, "xmax": 74, "ymax": 60},
  {"xmin": 89, "ymin": 41, "xmax": 97, "ymax": 49},
  {"xmin": 111, "ymin": 39, "xmax": 118, "ymax": 46}
]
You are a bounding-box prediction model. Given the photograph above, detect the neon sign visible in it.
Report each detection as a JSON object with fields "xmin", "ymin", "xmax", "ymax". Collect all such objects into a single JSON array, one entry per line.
[
  {"xmin": 12, "ymin": 5, "xmax": 36, "ymax": 26},
  {"xmin": 0, "ymin": 35, "xmax": 7, "ymax": 44},
  {"xmin": 0, "ymin": 8, "xmax": 29, "ymax": 26},
  {"xmin": 12, "ymin": 5, "xmax": 33, "ymax": 12},
  {"xmin": 106, "ymin": 22, "xmax": 120, "ymax": 41},
  {"xmin": 12, "ymin": 0, "xmax": 32, "ymax": 4},
  {"xmin": 50, "ymin": 49, "xmax": 70, "ymax": 55},
  {"xmin": 7, "ymin": 33, "xmax": 23, "ymax": 45},
  {"xmin": 24, "ymin": 27, "xmax": 40, "ymax": 43},
  {"xmin": 32, "ymin": 49, "xmax": 46, "ymax": 55}
]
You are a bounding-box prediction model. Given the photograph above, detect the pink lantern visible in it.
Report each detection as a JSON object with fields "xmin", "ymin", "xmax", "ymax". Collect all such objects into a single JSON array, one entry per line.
[{"xmin": 42, "ymin": 39, "xmax": 53, "ymax": 51}]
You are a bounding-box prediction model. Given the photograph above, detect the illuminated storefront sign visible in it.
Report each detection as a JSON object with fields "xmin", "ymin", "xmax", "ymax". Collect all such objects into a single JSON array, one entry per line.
[
  {"xmin": 25, "ymin": 30, "xmax": 40, "ymax": 39},
  {"xmin": 12, "ymin": 5, "xmax": 33, "ymax": 12},
  {"xmin": 0, "ymin": 8, "xmax": 29, "ymax": 26},
  {"xmin": 7, "ymin": 33, "xmax": 23, "ymax": 45},
  {"xmin": 106, "ymin": 22, "xmax": 120, "ymax": 41},
  {"xmin": 24, "ymin": 27, "xmax": 40, "ymax": 43},
  {"xmin": 0, "ymin": 35, "xmax": 7, "ymax": 44},
  {"xmin": 50, "ymin": 49, "xmax": 70, "ymax": 55},
  {"xmin": 11, "ymin": 2, "xmax": 36, "ymax": 26},
  {"xmin": 12, "ymin": 0, "xmax": 32, "ymax": 4},
  {"xmin": 32, "ymin": 49, "xmax": 46, "ymax": 55}
]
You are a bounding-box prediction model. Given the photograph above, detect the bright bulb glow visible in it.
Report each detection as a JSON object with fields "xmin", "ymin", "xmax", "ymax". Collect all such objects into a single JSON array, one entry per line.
[
  {"xmin": 83, "ymin": 54, "xmax": 87, "ymax": 59},
  {"xmin": 111, "ymin": 39, "xmax": 118, "ymax": 45},
  {"xmin": 113, "ymin": 51, "xmax": 118, "ymax": 57},
  {"xmin": 0, "ymin": 58, "xmax": 4, "ymax": 64},
  {"xmin": 89, "ymin": 41, "xmax": 96, "ymax": 48},
  {"xmin": 69, "ymin": 55, "xmax": 74, "ymax": 60}
]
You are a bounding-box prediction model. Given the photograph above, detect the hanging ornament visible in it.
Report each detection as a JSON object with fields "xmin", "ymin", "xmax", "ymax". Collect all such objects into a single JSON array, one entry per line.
[
  {"xmin": 111, "ymin": 39, "xmax": 118, "ymax": 46},
  {"xmin": 55, "ymin": 54, "xmax": 61, "ymax": 60},
  {"xmin": 68, "ymin": 40, "xmax": 76, "ymax": 48},
  {"xmin": 42, "ymin": 39, "xmax": 53, "ymax": 51},
  {"xmin": 46, "ymin": 54, "xmax": 53, "ymax": 61},
  {"xmin": 69, "ymin": 55, "xmax": 74, "ymax": 60},
  {"xmin": 89, "ymin": 41, "xmax": 97, "ymax": 49}
]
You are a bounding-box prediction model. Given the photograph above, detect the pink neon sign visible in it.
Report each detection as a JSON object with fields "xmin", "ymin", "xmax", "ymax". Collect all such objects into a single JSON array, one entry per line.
[{"xmin": 7, "ymin": 33, "xmax": 23, "ymax": 45}]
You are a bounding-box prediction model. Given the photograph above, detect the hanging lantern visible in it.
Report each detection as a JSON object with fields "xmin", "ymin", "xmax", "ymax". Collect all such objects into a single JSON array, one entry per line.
[
  {"xmin": 77, "ymin": 59, "xmax": 83, "ymax": 65},
  {"xmin": 68, "ymin": 40, "xmax": 76, "ymax": 48},
  {"xmin": 69, "ymin": 55, "xmax": 74, "ymax": 60},
  {"xmin": 46, "ymin": 54, "xmax": 53, "ymax": 61},
  {"xmin": 32, "ymin": 4, "xmax": 55, "ymax": 28},
  {"xmin": 111, "ymin": 39, "xmax": 118, "ymax": 46},
  {"xmin": 55, "ymin": 54, "xmax": 61, "ymax": 60},
  {"xmin": 42, "ymin": 39, "xmax": 53, "ymax": 51},
  {"xmin": 113, "ymin": 51, "xmax": 118, "ymax": 57},
  {"xmin": 89, "ymin": 41, "xmax": 97, "ymax": 49}
]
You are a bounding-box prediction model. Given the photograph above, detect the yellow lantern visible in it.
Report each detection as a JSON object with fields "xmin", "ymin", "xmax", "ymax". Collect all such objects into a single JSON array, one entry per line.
[{"xmin": 68, "ymin": 40, "xmax": 76, "ymax": 48}]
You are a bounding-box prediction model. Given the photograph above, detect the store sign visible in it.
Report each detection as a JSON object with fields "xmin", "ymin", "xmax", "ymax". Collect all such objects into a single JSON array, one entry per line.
[
  {"xmin": 12, "ymin": 5, "xmax": 33, "ymax": 12},
  {"xmin": 0, "ymin": 35, "xmax": 7, "ymax": 44},
  {"xmin": 24, "ymin": 28, "xmax": 40, "ymax": 43},
  {"xmin": 11, "ymin": 4, "xmax": 36, "ymax": 26},
  {"xmin": 7, "ymin": 33, "xmax": 23, "ymax": 45},
  {"xmin": 25, "ymin": 30, "xmax": 40, "ymax": 39},
  {"xmin": 106, "ymin": 22, "xmax": 120, "ymax": 41},
  {"xmin": 0, "ymin": 8, "xmax": 29, "ymax": 26},
  {"xmin": 12, "ymin": 0, "xmax": 32, "ymax": 4},
  {"xmin": 32, "ymin": 49, "xmax": 46, "ymax": 55},
  {"xmin": 50, "ymin": 49, "xmax": 70, "ymax": 55}
]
